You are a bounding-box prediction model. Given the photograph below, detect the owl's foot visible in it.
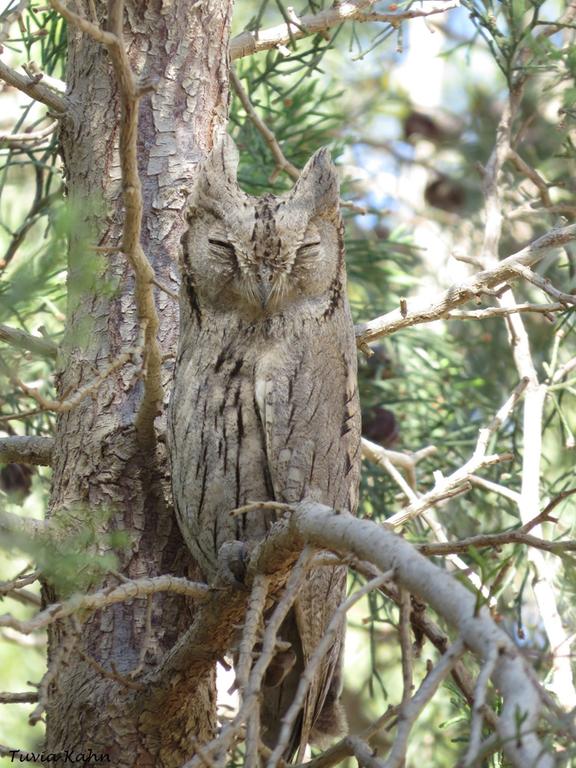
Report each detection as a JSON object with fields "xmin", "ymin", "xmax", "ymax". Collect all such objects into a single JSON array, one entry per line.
[{"xmin": 217, "ymin": 540, "xmax": 249, "ymax": 588}]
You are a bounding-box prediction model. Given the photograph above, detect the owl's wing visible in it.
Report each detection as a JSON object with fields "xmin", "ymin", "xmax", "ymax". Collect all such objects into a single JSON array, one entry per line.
[{"xmin": 254, "ymin": 315, "xmax": 361, "ymax": 758}]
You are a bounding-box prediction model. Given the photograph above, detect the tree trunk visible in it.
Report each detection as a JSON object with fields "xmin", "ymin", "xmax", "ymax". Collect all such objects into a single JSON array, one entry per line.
[{"xmin": 46, "ymin": 3, "xmax": 233, "ymax": 765}]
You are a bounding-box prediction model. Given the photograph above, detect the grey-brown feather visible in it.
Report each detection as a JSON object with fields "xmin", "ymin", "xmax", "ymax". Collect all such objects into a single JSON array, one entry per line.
[{"xmin": 168, "ymin": 136, "xmax": 361, "ymax": 760}]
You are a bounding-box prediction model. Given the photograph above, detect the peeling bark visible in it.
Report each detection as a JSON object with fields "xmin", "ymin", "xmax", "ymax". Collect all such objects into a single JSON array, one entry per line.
[{"xmin": 46, "ymin": 2, "xmax": 233, "ymax": 764}]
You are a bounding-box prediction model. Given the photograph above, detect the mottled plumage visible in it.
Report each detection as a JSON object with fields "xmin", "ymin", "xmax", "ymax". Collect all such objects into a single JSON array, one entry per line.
[{"xmin": 168, "ymin": 137, "xmax": 361, "ymax": 759}]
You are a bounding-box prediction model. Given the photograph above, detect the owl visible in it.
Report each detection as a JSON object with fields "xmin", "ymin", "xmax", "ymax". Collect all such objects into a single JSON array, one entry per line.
[{"xmin": 168, "ymin": 136, "xmax": 361, "ymax": 760}]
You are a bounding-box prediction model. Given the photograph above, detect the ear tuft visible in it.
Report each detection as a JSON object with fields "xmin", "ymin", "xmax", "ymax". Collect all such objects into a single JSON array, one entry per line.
[
  {"xmin": 205, "ymin": 134, "xmax": 240, "ymax": 184},
  {"xmin": 189, "ymin": 135, "xmax": 245, "ymax": 216},
  {"xmin": 288, "ymin": 147, "xmax": 340, "ymax": 217}
]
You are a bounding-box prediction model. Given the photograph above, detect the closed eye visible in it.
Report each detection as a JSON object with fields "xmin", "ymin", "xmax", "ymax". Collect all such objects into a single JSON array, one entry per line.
[
  {"xmin": 296, "ymin": 241, "xmax": 321, "ymax": 262},
  {"xmin": 208, "ymin": 238, "xmax": 237, "ymax": 259}
]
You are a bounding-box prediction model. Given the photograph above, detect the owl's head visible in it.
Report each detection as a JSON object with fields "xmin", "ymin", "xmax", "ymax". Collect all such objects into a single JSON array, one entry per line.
[{"xmin": 181, "ymin": 136, "xmax": 344, "ymax": 320}]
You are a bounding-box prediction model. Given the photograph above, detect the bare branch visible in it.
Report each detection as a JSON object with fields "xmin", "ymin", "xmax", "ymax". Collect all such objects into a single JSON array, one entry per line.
[
  {"xmin": 469, "ymin": 474, "xmax": 521, "ymax": 504},
  {"xmin": 0, "ymin": 435, "xmax": 54, "ymax": 466},
  {"xmin": 0, "ymin": 570, "xmax": 39, "ymax": 592},
  {"xmin": 1, "ymin": 587, "xmax": 41, "ymax": 608},
  {"xmin": 381, "ymin": 639, "xmax": 466, "ymax": 768},
  {"xmin": 49, "ymin": 0, "xmax": 116, "ymax": 44},
  {"xmin": 445, "ymin": 302, "xmax": 569, "ymax": 319},
  {"xmin": 0, "ymin": 120, "xmax": 58, "ymax": 148},
  {"xmin": 362, "ymin": 438, "xmax": 437, "ymax": 496},
  {"xmin": 0, "ymin": 744, "xmax": 20, "ymax": 758},
  {"xmin": 229, "ymin": 1, "xmax": 458, "ymax": 60},
  {"xmin": 355, "ymin": 223, "xmax": 576, "ymax": 345},
  {"xmin": 0, "ymin": 0, "xmax": 28, "ymax": 45},
  {"xmin": 230, "ymin": 68, "xmax": 299, "ymax": 180},
  {"xmin": 417, "ymin": 531, "xmax": 576, "ymax": 557},
  {"xmin": 345, "ymin": 737, "xmax": 385, "ymax": 768},
  {"xmin": 10, "ymin": 348, "xmax": 138, "ymax": 413},
  {"xmin": 507, "ymin": 149, "xmax": 552, "ymax": 208},
  {"xmin": 398, "ymin": 588, "xmax": 413, "ymax": 707},
  {"xmin": 0, "ymin": 324, "xmax": 58, "ymax": 359},
  {"xmin": 0, "ymin": 576, "xmax": 209, "ymax": 635},
  {"xmin": 21, "ymin": 62, "xmax": 66, "ymax": 93},
  {"xmin": 0, "ymin": 509, "xmax": 45, "ymax": 539},
  {"xmin": 291, "ymin": 501, "xmax": 554, "ymax": 768},
  {"xmin": 511, "ymin": 263, "xmax": 576, "ymax": 306},
  {"xmin": 0, "ymin": 690, "xmax": 38, "ymax": 704},
  {"xmin": 0, "ymin": 59, "xmax": 67, "ymax": 113},
  {"xmin": 387, "ymin": 378, "xmax": 528, "ymax": 527},
  {"xmin": 231, "ymin": 67, "xmax": 364, "ymax": 214},
  {"xmin": 298, "ymin": 709, "xmax": 397, "ymax": 768},
  {"xmin": 235, "ymin": 574, "xmax": 270, "ymax": 692},
  {"xmin": 463, "ymin": 645, "xmax": 501, "ymax": 767}
]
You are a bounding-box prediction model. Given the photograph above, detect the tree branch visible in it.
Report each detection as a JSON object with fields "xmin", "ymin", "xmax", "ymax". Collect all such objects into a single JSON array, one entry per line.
[
  {"xmin": 229, "ymin": 1, "xmax": 458, "ymax": 60},
  {"xmin": 290, "ymin": 501, "xmax": 554, "ymax": 768},
  {"xmin": 387, "ymin": 378, "xmax": 528, "ymax": 527},
  {"xmin": 355, "ymin": 223, "xmax": 576, "ymax": 345},
  {"xmin": 0, "ymin": 59, "xmax": 67, "ymax": 114},
  {"xmin": 381, "ymin": 638, "xmax": 466, "ymax": 768},
  {"xmin": 0, "ymin": 324, "xmax": 58, "ymax": 360},
  {"xmin": 0, "ymin": 576, "xmax": 209, "ymax": 634},
  {"xmin": 0, "ymin": 436, "xmax": 54, "ymax": 466},
  {"xmin": 418, "ymin": 530, "xmax": 576, "ymax": 557},
  {"xmin": 0, "ymin": 691, "xmax": 38, "ymax": 704},
  {"xmin": 480, "ymin": 86, "xmax": 576, "ymax": 711}
]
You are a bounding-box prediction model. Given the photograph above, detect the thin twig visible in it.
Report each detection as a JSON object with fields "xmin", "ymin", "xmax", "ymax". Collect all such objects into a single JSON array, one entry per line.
[
  {"xmin": 463, "ymin": 645, "xmax": 501, "ymax": 767},
  {"xmin": 11, "ymin": 348, "xmax": 138, "ymax": 413},
  {"xmin": 344, "ymin": 737, "xmax": 385, "ymax": 768},
  {"xmin": 417, "ymin": 531, "xmax": 575, "ymax": 557},
  {"xmin": 231, "ymin": 68, "xmax": 299, "ymax": 180},
  {"xmin": 387, "ymin": 378, "xmax": 528, "ymax": 527},
  {"xmin": 381, "ymin": 639, "xmax": 466, "ymax": 768},
  {"xmin": 235, "ymin": 574, "xmax": 270, "ymax": 692},
  {"xmin": 0, "ymin": 690, "xmax": 38, "ymax": 704},
  {"xmin": 0, "ymin": 120, "xmax": 58, "ymax": 148},
  {"xmin": 398, "ymin": 588, "xmax": 413, "ymax": 706},
  {"xmin": 511, "ymin": 263, "xmax": 576, "ymax": 306},
  {"xmin": 445, "ymin": 302, "xmax": 568, "ymax": 319},
  {"xmin": 468, "ymin": 475, "xmax": 520, "ymax": 504}
]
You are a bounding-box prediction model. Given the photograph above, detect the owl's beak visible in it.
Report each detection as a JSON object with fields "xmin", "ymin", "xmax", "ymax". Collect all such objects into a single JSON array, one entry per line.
[{"xmin": 257, "ymin": 265, "xmax": 274, "ymax": 307}]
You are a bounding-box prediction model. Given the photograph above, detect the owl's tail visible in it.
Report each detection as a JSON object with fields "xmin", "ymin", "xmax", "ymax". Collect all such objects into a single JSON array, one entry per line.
[
  {"xmin": 259, "ymin": 607, "xmax": 347, "ymax": 763},
  {"xmin": 260, "ymin": 608, "xmax": 306, "ymax": 762}
]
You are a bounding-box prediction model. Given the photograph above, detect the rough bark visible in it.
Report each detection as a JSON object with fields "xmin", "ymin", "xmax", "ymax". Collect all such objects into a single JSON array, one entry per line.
[{"xmin": 46, "ymin": 3, "xmax": 233, "ymax": 765}]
